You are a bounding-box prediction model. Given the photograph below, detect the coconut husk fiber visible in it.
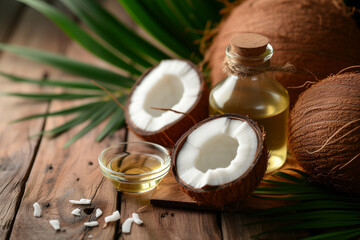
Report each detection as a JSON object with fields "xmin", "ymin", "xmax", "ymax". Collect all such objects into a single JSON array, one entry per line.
[
  {"xmin": 288, "ymin": 72, "xmax": 360, "ymax": 195},
  {"xmin": 207, "ymin": 0, "xmax": 360, "ymax": 106}
]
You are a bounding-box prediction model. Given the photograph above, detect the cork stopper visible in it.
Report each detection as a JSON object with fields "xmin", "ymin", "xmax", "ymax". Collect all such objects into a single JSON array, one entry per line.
[{"xmin": 230, "ymin": 33, "xmax": 269, "ymax": 57}]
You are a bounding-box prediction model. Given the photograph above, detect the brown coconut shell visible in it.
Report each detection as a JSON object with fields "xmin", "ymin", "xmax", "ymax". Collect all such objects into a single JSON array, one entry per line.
[
  {"xmin": 288, "ymin": 72, "xmax": 360, "ymax": 195},
  {"xmin": 207, "ymin": 0, "xmax": 360, "ymax": 106},
  {"xmin": 172, "ymin": 114, "xmax": 268, "ymax": 210},
  {"xmin": 125, "ymin": 60, "xmax": 209, "ymax": 148}
]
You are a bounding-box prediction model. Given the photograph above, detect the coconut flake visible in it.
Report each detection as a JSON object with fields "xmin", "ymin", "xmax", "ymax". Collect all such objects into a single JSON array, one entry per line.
[
  {"xmin": 132, "ymin": 213, "xmax": 143, "ymax": 225},
  {"xmin": 105, "ymin": 210, "xmax": 121, "ymax": 223},
  {"xmin": 69, "ymin": 198, "xmax": 91, "ymax": 205},
  {"xmin": 71, "ymin": 208, "xmax": 81, "ymax": 216},
  {"xmin": 121, "ymin": 218, "xmax": 134, "ymax": 234},
  {"xmin": 49, "ymin": 219, "xmax": 60, "ymax": 231},
  {"xmin": 84, "ymin": 221, "xmax": 99, "ymax": 227},
  {"xmin": 33, "ymin": 202, "xmax": 41, "ymax": 217},
  {"xmin": 95, "ymin": 208, "xmax": 103, "ymax": 218}
]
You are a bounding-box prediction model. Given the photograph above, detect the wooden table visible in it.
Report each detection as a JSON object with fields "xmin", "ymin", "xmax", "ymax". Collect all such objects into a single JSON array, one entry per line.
[{"xmin": 0, "ymin": 2, "xmax": 307, "ymax": 239}]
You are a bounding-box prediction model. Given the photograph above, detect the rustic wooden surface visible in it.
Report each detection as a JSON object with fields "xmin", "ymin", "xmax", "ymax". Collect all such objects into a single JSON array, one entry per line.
[
  {"xmin": 0, "ymin": 1, "xmax": 308, "ymax": 239},
  {"xmin": 0, "ymin": 4, "xmax": 67, "ymax": 239}
]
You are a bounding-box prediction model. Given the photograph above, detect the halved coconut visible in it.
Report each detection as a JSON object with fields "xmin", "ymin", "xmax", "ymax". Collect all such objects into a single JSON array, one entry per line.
[
  {"xmin": 172, "ymin": 114, "xmax": 268, "ymax": 209},
  {"xmin": 125, "ymin": 59, "xmax": 209, "ymax": 147}
]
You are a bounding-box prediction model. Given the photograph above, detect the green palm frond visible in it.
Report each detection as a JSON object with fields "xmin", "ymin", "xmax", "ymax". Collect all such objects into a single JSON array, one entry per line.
[
  {"xmin": 19, "ymin": 0, "xmax": 142, "ymax": 75},
  {"xmin": 0, "ymin": 0, "xmax": 226, "ymax": 147},
  {"xmin": 0, "ymin": 43, "xmax": 134, "ymax": 87},
  {"xmin": 9, "ymin": 101, "xmax": 103, "ymax": 123},
  {"xmin": 0, "ymin": 72, "xmax": 105, "ymax": 90},
  {"xmin": 96, "ymin": 106, "xmax": 125, "ymax": 142},
  {"xmin": 43, "ymin": 100, "xmax": 107, "ymax": 138},
  {"xmin": 249, "ymin": 169, "xmax": 360, "ymax": 240},
  {"xmin": 63, "ymin": 97, "xmax": 125, "ymax": 148},
  {"xmin": 119, "ymin": 0, "xmax": 200, "ymax": 62},
  {"xmin": 3, "ymin": 92, "xmax": 105, "ymax": 100},
  {"xmin": 60, "ymin": 0, "xmax": 168, "ymax": 65}
]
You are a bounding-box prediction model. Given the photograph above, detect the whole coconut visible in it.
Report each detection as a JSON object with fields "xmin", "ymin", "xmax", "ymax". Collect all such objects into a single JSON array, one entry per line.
[
  {"xmin": 288, "ymin": 72, "xmax": 360, "ymax": 195},
  {"xmin": 207, "ymin": 0, "xmax": 360, "ymax": 105}
]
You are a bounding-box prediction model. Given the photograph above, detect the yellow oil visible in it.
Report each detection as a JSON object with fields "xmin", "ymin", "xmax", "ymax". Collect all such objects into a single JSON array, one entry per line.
[
  {"xmin": 209, "ymin": 87, "xmax": 289, "ymax": 173},
  {"xmin": 106, "ymin": 153, "xmax": 163, "ymax": 193}
]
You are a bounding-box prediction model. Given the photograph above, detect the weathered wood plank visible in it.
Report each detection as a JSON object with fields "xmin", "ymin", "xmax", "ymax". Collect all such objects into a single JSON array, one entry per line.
[
  {"xmin": 6, "ymin": 1, "xmax": 142, "ymax": 239},
  {"xmin": 8, "ymin": 29, "xmax": 124, "ymax": 240},
  {"xmin": 0, "ymin": 6, "xmax": 70, "ymax": 239},
  {"xmin": 10, "ymin": 105, "xmax": 125, "ymax": 239},
  {"xmin": 117, "ymin": 132, "xmax": 222, "ymax": 240}
]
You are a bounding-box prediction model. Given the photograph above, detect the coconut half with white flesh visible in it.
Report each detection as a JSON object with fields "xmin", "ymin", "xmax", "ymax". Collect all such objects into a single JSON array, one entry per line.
[
  {"xmin": 172, "ymin": 114, "xmax": 268, "ymax": 209},
  {"xmin": 125, "ymin": 59, "xmax": 209, "ymax": 147}
]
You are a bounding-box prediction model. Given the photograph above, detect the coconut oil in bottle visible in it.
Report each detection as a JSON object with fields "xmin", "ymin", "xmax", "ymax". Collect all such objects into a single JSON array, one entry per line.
[{"xmin": 209, "ymin": 33, "xmax": 290, "ymax": 173}]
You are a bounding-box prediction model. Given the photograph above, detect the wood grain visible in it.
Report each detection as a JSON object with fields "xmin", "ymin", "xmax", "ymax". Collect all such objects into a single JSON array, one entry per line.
[
  {"xmin": 8, "ymin": 0, "xmax": 128, "ymax": 237},
  {"xmin": 8, "ymin": 27, "xmax": 126, "ymax": 240},
  {"xmin": 0, "ymin": 6, "xmax": 69, "ymax": 239},
  {"xmin": 118, "ymin": 132, "xmax": 222, "ymax": 240},
  {"xmin": 10, "ymin": 108, "xmax": 125, "ymax": 239}
]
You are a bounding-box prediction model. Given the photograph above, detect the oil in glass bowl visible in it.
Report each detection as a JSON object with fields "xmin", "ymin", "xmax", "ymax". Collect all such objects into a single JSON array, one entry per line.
[
  {"xmin": 107, "ymin": 153, "xmax": 163, "ymax": 192},
  {"xmin": 98, "ymin": 142, "xmax": 170, "ymax": 194}
]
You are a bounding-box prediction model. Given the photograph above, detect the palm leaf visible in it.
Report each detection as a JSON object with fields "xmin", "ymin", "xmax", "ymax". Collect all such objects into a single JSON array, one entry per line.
[
  {"xmin": 119, "ymin": 0, "xmax": 201, "ymax": 62},
  {"xmin": 9, "ymin": 101, "xmax": 103, "ymax": 123},
  {"xmin": 167, "ymin": 1, "xmax": 207, "ymax": 31},
  {"xmin": 136, "ymin": 0, "xmax": 200, "ymax": 53},
  {"xmin": 1, "ymin": 0, "xmax": 229, "ymax": 146},
  {"xmin": 3, "ymin": 92, "xmax": 104, "ymax": 100},
  {"xmin": 63, "ymin": 100, "xmax": 119, "ymax": 148},
  {"xmin": 0, "ymin": 72, "xmax": 104, "ymax": 91},
  {"xmin": 302, "ymin": 228, "xmax": 360, "ymax": 240},
  {"xmin": 0, "ymin": 43, "xmax": 134, "ymax": 88},
  {"xmin": 186, "ymin": 0, "xmax": 223, "ymax": 27},
  {"xmin": 19, "ymin": 0, "xmax": 142, "ymax": 75},
  {"xmin": 249, "ymin": 169, "xmax": 360, "ymax": 240},
  {"xmin": 67, "ymin": 0, "xmax": 170, "ymax": 62},
  {"xmin": 60, "ymin": 0, "xmax": 158, "ymax": 68},
  {"xmin": 44, "ymin": 101, "xmax": 106, "ymax": 138},
  {"xmin": 96, "ymin": 96, "xmax": 126, "ymax": 142}
]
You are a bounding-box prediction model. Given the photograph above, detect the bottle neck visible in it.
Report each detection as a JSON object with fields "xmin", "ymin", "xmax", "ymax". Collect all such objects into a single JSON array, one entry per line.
[
  {"xmin": 228, "ymin": 60, "xmax": 272, "ymax": 77},
  {"xmin": 224, "ymin": 44, "xmax": 273, "ymax": 77}
]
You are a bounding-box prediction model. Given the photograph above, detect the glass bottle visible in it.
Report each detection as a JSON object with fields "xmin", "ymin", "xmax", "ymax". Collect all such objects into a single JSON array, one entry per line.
[{"xmin": 209, "ymin": 33, "xmax": 290, "ymax": 173}]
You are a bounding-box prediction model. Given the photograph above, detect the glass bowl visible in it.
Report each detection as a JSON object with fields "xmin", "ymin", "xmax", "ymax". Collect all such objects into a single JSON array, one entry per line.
[{"xmin": 98, "ymin": 141, "xmax": 170, "ymax": 193}]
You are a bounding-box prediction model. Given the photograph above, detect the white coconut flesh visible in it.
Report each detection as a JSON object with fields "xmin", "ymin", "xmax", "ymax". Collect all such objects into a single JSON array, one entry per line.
[
  {"xmin": 128, "ymin": 59, "xmax": 201, "ymax": 132},
  {"xmin": 176, "ymin": 118, "xmax": 258, "ymax": 189}
]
